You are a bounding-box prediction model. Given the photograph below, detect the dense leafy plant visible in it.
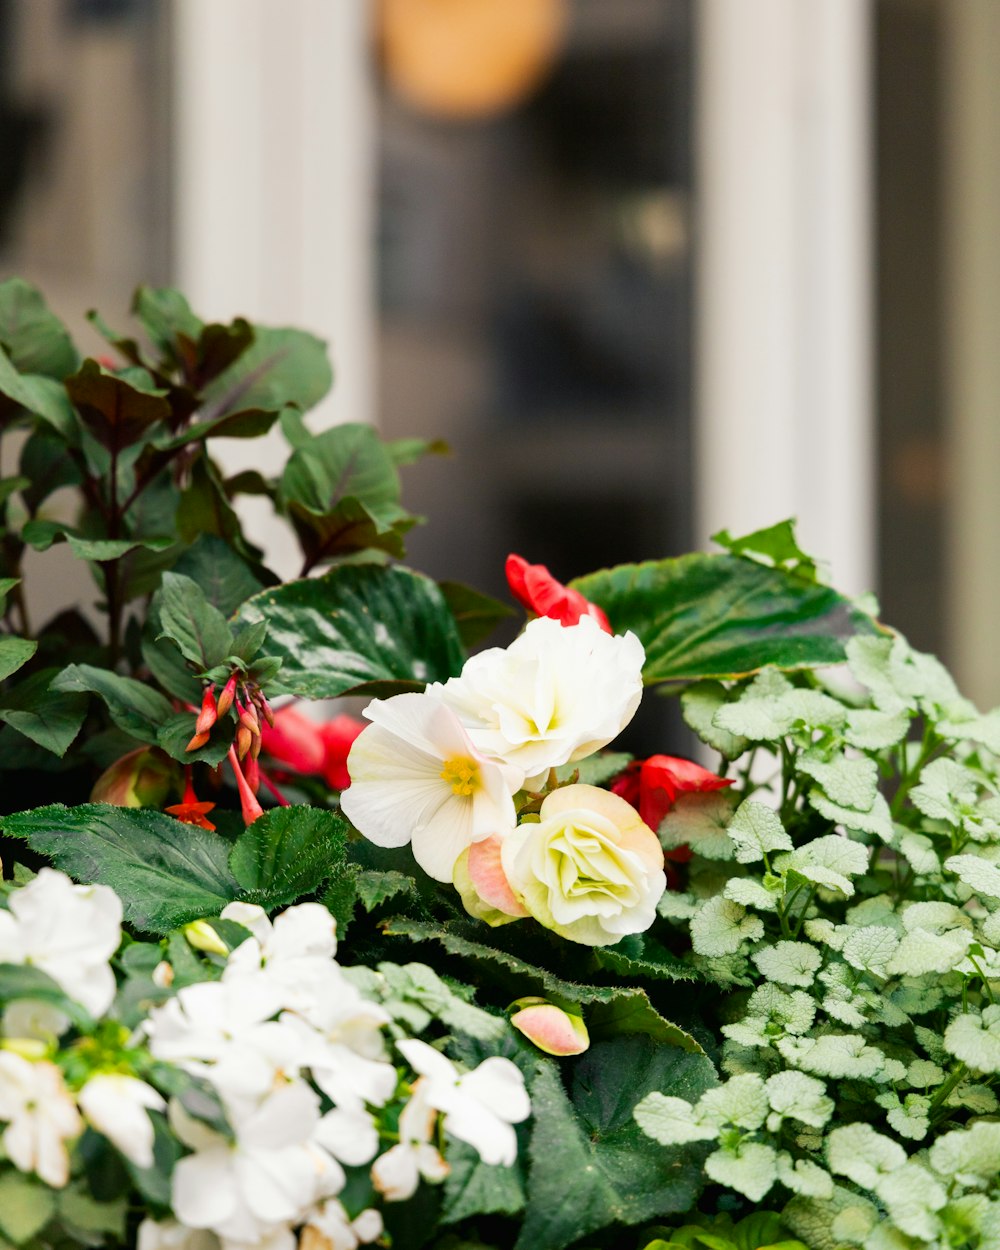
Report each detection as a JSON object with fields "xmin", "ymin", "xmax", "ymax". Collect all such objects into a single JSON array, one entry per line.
[{"xmin": 0, "ymin": 280, "xmax": 996, "ymax": 1250}]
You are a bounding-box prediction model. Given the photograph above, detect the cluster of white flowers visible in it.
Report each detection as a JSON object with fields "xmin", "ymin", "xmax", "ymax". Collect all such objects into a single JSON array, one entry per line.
[
  {"xmin": 342, "ymin": 615, "xmax": 668, "ymax": 945},
  {"xmin": 0, "ymin": 873, "xmax": 530, "ymax": 1250},
  {"xmin": 0, "ymin": 869, "xmax": 167, "ymax": 1187}
]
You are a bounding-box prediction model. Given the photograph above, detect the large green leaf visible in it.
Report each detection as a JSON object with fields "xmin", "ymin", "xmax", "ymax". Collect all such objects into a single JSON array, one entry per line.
[
  {"xmin": 199, "ymin": 326, "xmax": 332, "ymax": 420},
  {"xmin": 572, "ymin": 554, "xmax": 880, "ymax": 683},
  {"xmin": 1, "ymin": 804, "xmax": 240, "ymax": 934},
  {"xmin": 441, "ymin": 1138, "xmax": 526, "ymax": 1225},
  {"xmin": 172, "ymin": 535, "xmax": 265, "ymax": 616},
  {"xmin": 383, "ymin": 918, "xmax": 702, "ymax": 1052},
  {"xmin": 0, "ymin": 636, "xmax": 36, "ymax": 682},
  {"xmin": 0, "ymin": 278, "xmax": 78, "ymax": 378},
  {"xmin": 0, "ymin": 344, "xmax": 79, "ymax": 439},
  {"xmin": 0, "ymin": 668, "xmax": 88, "ymax": 757},
  {"xmin": 156, "ymin": 572, "xmax": 233, "ymax": 670},
  {"xmin": 51, "ymin": 664, "xmax": 175, "ymax": 744},
  {"xmin": 229, "ymin": 806, "xmax": 348, "ymax": 907},
  {"xmin": 516, "ymin": 1040, "xmax": 716, "ymax": 1250},
  {"xmin": 0, "ymin": 1170, "xmax": 57, "ymax": 1244},
  {"xmin": 238, "ymin": 564, "xmax": 465, "ymax": 699}
]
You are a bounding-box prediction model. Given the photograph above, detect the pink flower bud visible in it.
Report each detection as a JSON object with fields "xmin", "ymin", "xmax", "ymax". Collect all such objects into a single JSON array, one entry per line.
[{"xmin": 510, "ymin": 999, "xmax": 590, "ymax": 1056}]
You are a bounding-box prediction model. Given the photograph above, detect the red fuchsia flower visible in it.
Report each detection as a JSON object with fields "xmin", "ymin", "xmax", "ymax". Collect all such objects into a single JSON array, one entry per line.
[
  {"xmin": 165, "ymin": 773, "xmax": 217, "ymax": 831},
  {"xmin": 228, "ymin": 746, "xmax": 264, "ymax": 824},
  {"xmin": 260, "ymin": 705, "xmax": 365, "ymax": 791},
  {"xmin": 505, "ymin": 554, "xmax": 612, "ymax": 633}
]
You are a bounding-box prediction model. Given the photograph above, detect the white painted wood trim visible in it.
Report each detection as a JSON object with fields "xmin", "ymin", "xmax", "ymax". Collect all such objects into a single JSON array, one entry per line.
[
  {"xmin": 694, "ymin": 0, "xmax": 874, "ymax": 596},
  {"xmin": 171, "ymin": 0, "xmax": 376, "ymax": 574}
]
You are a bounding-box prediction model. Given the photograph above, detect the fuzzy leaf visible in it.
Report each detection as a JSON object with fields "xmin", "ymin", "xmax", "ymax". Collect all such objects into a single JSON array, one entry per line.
[
  {"xmin": 752, "ymin": 941, "xmax": 822, "ymax": 988},
  {"xmin": 661, "ymin": 792, "xmax": 737, "ymax": 861},
  {"xmin": 0, "ymin": 803, "xmax": 239, "ymax": 934},
  {"xmin": 808, "ymin": 790, "xmax": 894, "ymax": 841},
  {"xmin": 841, "ymin": 925, "xmax": 900, "ymax": 976},
  {"xmin": 726, "ymin": 800, "xmax": 792, "ymax": 864},
  {"xmin": 844, "ymin": 707, "xmax": 911, "ymax": 750},
  {"xmin": 797, "ymin": 753, "xmax": 879, "ymax": 813},
  {"xmin": 945, "ymin": 854, "xmax": 1000, "ymax": 900},
  {"xmin": 723, "ymin": 877, "xmax": 779, "ymax": 911},
  {"xmin": 441, "ymin": 1138, "xmax": 525, "ymax": 1225},
  {"xmin": 776, "ymin": 1034, "xmax": 885, "ymax": 1079},
  {"xmin": 943, "ymin": 1006, "xmax": 1000, "ymax": 1073},
  {"xmin": 826, "ymin": 1123, "xmax": 906, "ymax": 1189},
  {"xmin": 704, "ymin": 1141, "xmax": 778, "ymax": 1203},
  {"xmin": 0, "ymin": 1172, "xmax": 56, "ymax": 1244},
  {"xmin": 929, "ymin": 1121, "xmax": 1000, "ymax": 1186},
  {"xmin": 229, "ymin": 806, "xmax": 348, "ymax": 907},
  {"xmin": 689, "ymin": 896, "xmax": 765, "ymax": 957},
  {"xmin": 157, "ymin": 572, "xmax": 233, "ymax": 670},
  {"xmin": 764, "ymin": 1071, "xmax": 833, "ymax": 1129},
  {"xmin": 680, "ymin": 681, "xmax": 750, "ymax": 760}
]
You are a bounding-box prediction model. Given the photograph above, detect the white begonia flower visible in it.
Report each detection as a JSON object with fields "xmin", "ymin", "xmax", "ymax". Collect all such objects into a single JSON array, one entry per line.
[
  {"xmin": 0, "ymin": 1052, "xmax": 82, "ymax": 1187},
  {"xmin": 430, "ymin": 615, "xmax": 645, "ymax": 787},
  {"xmin": 170, "ymin": 1082, "xmax": 341, "ymax": 1247},
  {"xmin": 370, "ymin": 1078, "xmax": 449, "ymax": 1202},
  {"xmin": 78, "ymin": 1073, "xmax": 166, "ymax": 1168},
  {"xmin": 395, "ymin": 1039, "xmax": 529, "ymax": 1167},
  {"xmin": 500, "ymin": 784, "xmax": 666, "ymax": 946},
  {"xmin": 301, "ymin": 1199, "xmax": 383, "ymax": 1250},
  {"xmin": 341, "ymin": 693, "xmax": 521, "ymax": 882},
  {"xmin": 0, "ymin": 868, "xmax": 122, "ymax": 1017}
]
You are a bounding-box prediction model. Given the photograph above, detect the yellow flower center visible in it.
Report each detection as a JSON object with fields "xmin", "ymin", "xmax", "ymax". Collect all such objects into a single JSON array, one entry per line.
[{"xmin": 440, "ymin": 756, "xmax": 481, "ymax": 797}]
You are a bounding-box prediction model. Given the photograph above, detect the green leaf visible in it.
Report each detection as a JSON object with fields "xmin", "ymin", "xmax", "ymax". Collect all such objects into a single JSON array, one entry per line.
[
  {"xmin": 571, "ymin": 554, "xmax": 879, "ymax": 683},
  {"xmin": 1, "ymin": 803, "xmax": 240, "ymax": 934},
  {"xmin": 238, "ymin": 564, "xmax": 465, "ymax": 699},
  {"xmin": 751, "ymin": 941, "xmax": 822, "ymax": 988},
  {"xmin": 681, "ymin": 682, "xmax": 750, "ymax": 760},
  {"xmin": 156, "ymin": 711, "xmax": 231, "ymax": 765},
  {"xmin": 943, "ymin": 1005, "xmax": 1000, "ymax": 1073},
  {"xmin": 56, "ymin": 1186, "xmax": 127, "ymax": 1241},
  {"xmin": 382, "ymin": 917, "xmax": 703, "ymax": 1052},
  {"xmin": 0, "ymin": 636, "xmax": 36, "ymax": 682},
  {"xmin": 442, "ymin": 1138, "xmax": 525, "ymax": 1224},
  {"xmin": 0, "ymin": 667, "xmax": 88, "ymax": 756},
  {"xmin": 516, "ymin": 1039, "xmax": 716, "ymax": 1250},
  {"xmin": 712, "ymin": 519, "xmax": 820, "ymax": 582},
  {"xmin": 199, "ymin": 325, "xmax": 332, "ymax": 419},
  {"xmin": 594, "ymin": 934, "xmax": 700, "ymax": 983},
  {"xmin": 172, "ymin": 535, "xmax": 266, "ymax": 615},
  {"xmin": 51, "ymin": 664, "xmax": 175, "ymax": 744},
  {"xmin": 726, "ymin": 800, "xmax": 792, "ymax": 864},
  {"xmin": 689, "ymin": 896, "xmax": 765, "ymax": 957},
  {"xmin": 65, "ymin": 358, "xmax": 170, "ymax": 450},
  {"xmin": 0, "ymin": 344, "xmax": 78, "ymax": 438},
  {"xmin": 132, "ymin": 285, "xmax": 203, "ymax": 360},
  {"xmin": 0, "ymin": 963, "xmax": 94, "ymax": 1030},
  {"xmin": 704, "ymin": 1141, "xmax": 779, "ymax": 1203},
  {"xmin": 229, "ymin": 806, "xmax": 348, "ymax": 906},
  {"xmin": 156, "ymin": 572, "xmax": 233, "ymax": 670},
  {"xmin": 0, "ymin": 1171, "xmax": 56, "ymax": 1243},
  {"xmin": 0, "ymin": 278, "xmax": 78, "ymax": 377},
  {"xmin": 439, "ymin": 580, "xmax": 515, "ymax": 649},
  {"xmin": 662, "ymin": 793, "xmax": 738, "ymax": 862}
]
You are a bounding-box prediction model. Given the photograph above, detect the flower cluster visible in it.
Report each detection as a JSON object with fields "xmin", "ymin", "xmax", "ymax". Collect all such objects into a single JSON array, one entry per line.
[
  {"xmin": 0, "ymin": 872, "xmax": 530, "ymax": 1250},
  {"xmin": 342, "ymin": 595, "xmax": 669, "ymax": 946}
]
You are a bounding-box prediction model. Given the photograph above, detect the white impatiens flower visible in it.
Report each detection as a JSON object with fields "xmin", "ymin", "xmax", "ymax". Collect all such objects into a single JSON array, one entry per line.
[
  {"xmin": 78, "ymin": 1073, "xmax": 166, "ymax": 1168},
  {"xmin": 395, "ymin": 1039, "xmax": 530, "ymax": 1167},
  {"xmin": 0, "ymin": 1052, "xmax": 82, "ymax": 1187},
  {"xmin": 170, "ymin": 1083, "xmax": 341, "ymax": 1248},
  {"xmin": 0, "ymin": 868, "xmax": 122, "ymax": 1017},
  {"xmin": 341, "ymin": 693, "xmax": 521, "ymax": 882},
  {"xmin": 500, "ymin": 784, "xmax": 666, "ymax": 946},
  {"xmin": 370, "ymin": 1078, "xmax": 449, "ymax": 1202},
  {"xmin": 430, "ymin": 615, "xmax": 645, "ymax": 786},
  {"xmin": 301, "ymin": 1199, "xmax": 383, "ymax": 1250},
  {"xmin": 137, "ymin": 1218, "xmax": 218, "ymax": 1250},
  {"xmin": 220, "ymin": 901, "xmax": 342, "ymax": 1022}
]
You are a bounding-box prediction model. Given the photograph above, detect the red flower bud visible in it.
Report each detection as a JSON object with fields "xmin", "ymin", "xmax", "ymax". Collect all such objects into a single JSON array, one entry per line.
[
  {"xmin": 243, "ymin": 754, "xmax": 260, "ymax": 795},
  {"xmin": 236, "ymin": 725, "xmax": 252, "ymax": 760},
  {"xmin": 611, "ymin": 754, "xmax": 734, "ymax": 832},
  {"xmin": 186, "ymin": 730, "xmax": 210, "ymax": 752},
  {"xmin": 195, "ymin": 686, "xmax": 218, "ymax": 735},
  {"xmin": 216, "ymin": 674, "xmax": 238, "ymax": 718},
  {"xmin": 229, "ymin": 747, "xmax": 264, "ymax": 824},
  {"xmin": 505, "ymin": 553, "xmax": 611, "ymax": 632}
]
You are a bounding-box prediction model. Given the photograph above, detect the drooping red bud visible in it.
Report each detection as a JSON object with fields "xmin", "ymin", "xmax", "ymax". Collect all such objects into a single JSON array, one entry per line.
[
  {"xmin": 186, "ymin": 730, "xmax": 210, "ymax": 753},
  {"xmin": 195, "ymin": 685, "xmax": 218, "ymax": 735},
  {"xmin": 229, "ymin": 747, "xmax": 264, "ymax": 824},
  {"xmin": 216, "ymin": 674, "xmax": 238, "ymax": 718}
]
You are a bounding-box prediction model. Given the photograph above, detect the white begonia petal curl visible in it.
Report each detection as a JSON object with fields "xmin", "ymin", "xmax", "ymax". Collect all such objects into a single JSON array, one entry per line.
[
  {"xmin": 78, "ymin": 1073, "xmax": 166, "ymax": 1168},
  {"xmin": 342, "ymin": 693, "xmax": 521, "ymax": 882},
  {"xmin": 429, "ymin": 615, "xmax": 645, "ymax": 786}
]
